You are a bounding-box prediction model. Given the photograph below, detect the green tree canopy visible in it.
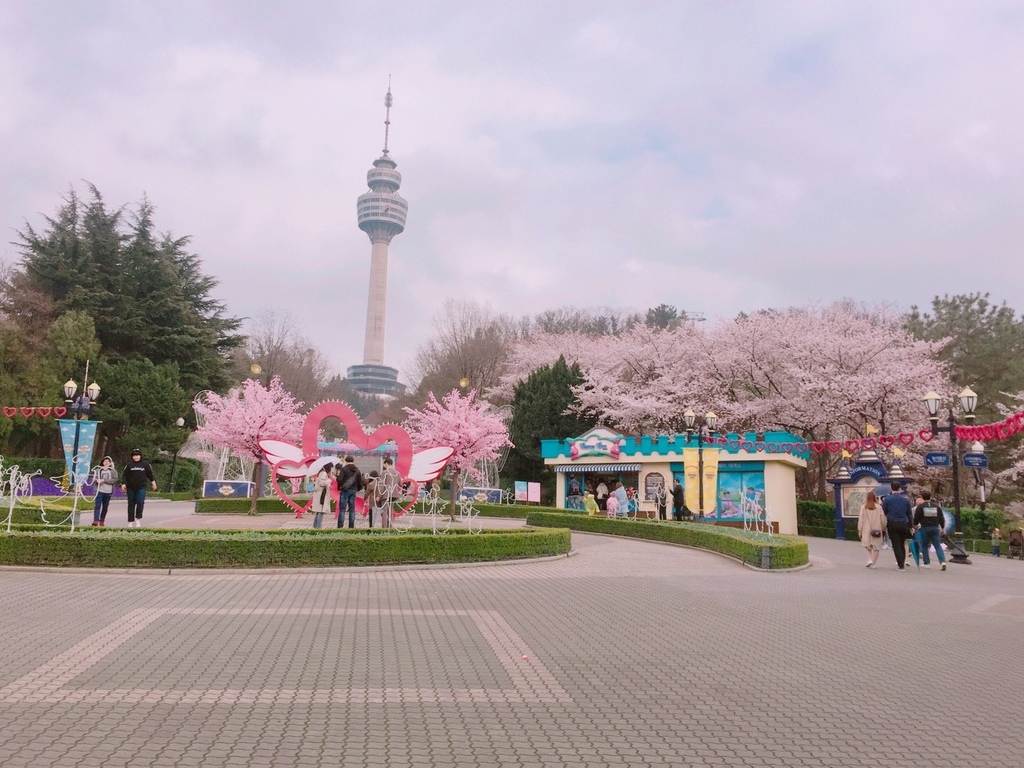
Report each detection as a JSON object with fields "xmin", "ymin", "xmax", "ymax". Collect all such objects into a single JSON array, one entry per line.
[
  {"xmin": 505, "ymin": 356, "xmax": 594, "ymax": 488},
  {"xmin": 906, "ymin": 293, "xmax": 1024, "ymax": 419},
  {"xmin": 10, "ymin": 185, "xmax": 243, "ymax": 394}
]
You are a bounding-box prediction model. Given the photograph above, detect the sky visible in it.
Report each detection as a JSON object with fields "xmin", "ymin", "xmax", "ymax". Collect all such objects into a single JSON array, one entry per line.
[{"xmin": 2, "ymin": 1, "xmax": 1023, "ymax": 387}]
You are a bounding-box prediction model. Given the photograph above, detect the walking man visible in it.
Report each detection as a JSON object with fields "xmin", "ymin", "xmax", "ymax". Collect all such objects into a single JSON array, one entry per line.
[
  {"xmin": 881, "ymin": 481, "xmax": 914, "ymax": 570},
  {"xmin": 121, "ymin": 449, "xmax": 156, "ymax": 527},
  {"xmin": 336, "ymin": 455, "xmax": 362, "ymax": 529},
  {"xmin": 913, "ymin": 490, "xmax": 947, "ymax": 571}
]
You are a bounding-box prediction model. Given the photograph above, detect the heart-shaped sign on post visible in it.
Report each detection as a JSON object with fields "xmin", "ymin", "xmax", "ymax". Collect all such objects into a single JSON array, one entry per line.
[{"xmin": 260, "ymin": 401, "xmax": 454, "ymax": 520}]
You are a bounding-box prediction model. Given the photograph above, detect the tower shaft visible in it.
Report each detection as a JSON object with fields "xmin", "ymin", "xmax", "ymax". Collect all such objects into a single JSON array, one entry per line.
[{"xmin": 362, "ymin": 241, "xmax": 390, "ymax": 365}]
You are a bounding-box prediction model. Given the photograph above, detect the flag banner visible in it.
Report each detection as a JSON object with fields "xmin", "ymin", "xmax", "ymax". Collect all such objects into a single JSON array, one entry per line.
[
  {"xmin": 683, "ymin": 448, "xmax": 700, "ymax": 512},
  {"xmin": 701, "ymin": 448, "xmax": 720, "ymax": 516},
  {"xmin": 58, "ymin": 419, "xmax": 100, "ymax": 486}
]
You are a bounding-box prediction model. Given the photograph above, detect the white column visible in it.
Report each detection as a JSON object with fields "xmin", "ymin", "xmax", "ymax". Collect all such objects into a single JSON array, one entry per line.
[{"xmin": 362, "ymin": 241, "xmax": 389, "ymax": 365}]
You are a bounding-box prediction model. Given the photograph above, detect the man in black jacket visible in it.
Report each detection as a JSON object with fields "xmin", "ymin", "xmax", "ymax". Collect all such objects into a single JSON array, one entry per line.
[
  {"xmin": 913, "ymin": 490, "xmax": 947, "ymax": 571},
  {"xmin": 671, "ymin": 479, "xmax": 687, "ymax": 521},
  {"xmin": 121, "ymin": 449, "xmax": 156, "ymax": 528},
  {"xmin": 882, "ymin": 481, "xmax": 914, "ymax": 570},
  {"xmin": 336, "ymin": 455, "xmax": 363, "ymax": 529}
]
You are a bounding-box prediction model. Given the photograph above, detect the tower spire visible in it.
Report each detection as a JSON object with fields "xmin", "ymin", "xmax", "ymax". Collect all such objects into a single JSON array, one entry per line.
[{"xmin": 382, "ymin": 76, "xmax": 393, "ymax": 157}]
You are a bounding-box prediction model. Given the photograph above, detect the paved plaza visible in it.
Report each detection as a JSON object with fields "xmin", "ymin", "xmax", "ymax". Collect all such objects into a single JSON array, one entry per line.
[{"xmin": 1, "ymin": 502, "xmax": 1023, "ymax": 767}]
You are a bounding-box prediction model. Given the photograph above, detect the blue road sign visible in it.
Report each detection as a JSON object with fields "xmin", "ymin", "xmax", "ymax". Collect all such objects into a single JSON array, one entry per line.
[
  {"xmin": 962, "ymin": 452, "xmax": 989, "ymax": 468},
  {"xmin": 925, "ymin": 452, "xmax": 951, "ymax": 467}
]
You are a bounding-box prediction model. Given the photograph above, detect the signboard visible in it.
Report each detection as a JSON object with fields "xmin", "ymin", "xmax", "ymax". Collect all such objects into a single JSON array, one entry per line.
[
  {"xmin": 514, "ymin": 481, "xmax": 529, "ymax": 502},
  {"xmin": 924, "ymin": 452, "xmax": 951, "ymax": 467},
  {"xmin": 527, "ymin": 482, "xmax": 541, "ymax": 503},
  {"xmin": 962, "ymin": 453, "xmax": 989, "ymax": 468},
  {"xmin": 203, "ymin": 480, "xmax": 253, "ymax": 498},
  {"xmin": 458, "ymin": 487, "xmax": 503, "ymax": 504}
]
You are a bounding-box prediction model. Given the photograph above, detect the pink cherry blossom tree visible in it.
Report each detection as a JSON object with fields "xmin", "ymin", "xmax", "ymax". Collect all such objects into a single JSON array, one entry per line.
[
  {"xmin": 499, "ymin": 301, "xmax": 952, "ymax": 498},
  {"xmin": 402, "ymin": 389, "xmax": 513, "ymax": 503},
  {"xmin": 194, "ymin": 377, "xmax": 304, "ymax": 511}
]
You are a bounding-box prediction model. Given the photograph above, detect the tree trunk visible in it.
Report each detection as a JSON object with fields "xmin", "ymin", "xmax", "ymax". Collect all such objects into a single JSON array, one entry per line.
[
  {"xmin": 249, "ymin": 460, "xmax": 262, "ymax": 514},
  {"xmin": 449, "ymin": 467, "xmax": 462, "ymax": 518}
]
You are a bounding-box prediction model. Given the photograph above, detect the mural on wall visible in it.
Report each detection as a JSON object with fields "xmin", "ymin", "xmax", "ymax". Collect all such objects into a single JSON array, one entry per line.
[{"xmin": 717, "ymin": 471, "xmax": 766, "ymax": 522}]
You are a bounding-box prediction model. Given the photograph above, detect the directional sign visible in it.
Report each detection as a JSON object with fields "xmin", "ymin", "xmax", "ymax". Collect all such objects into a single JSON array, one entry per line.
[
  {"xmin": 925, "ymin": 452, "xmax": 951, "ymax": 467},
  {"xmin": 962, "ymin": 452, "xmax": 989, "ymax": 469}
]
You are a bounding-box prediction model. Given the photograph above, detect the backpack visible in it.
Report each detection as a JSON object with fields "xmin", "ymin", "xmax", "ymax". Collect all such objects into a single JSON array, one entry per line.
[{"xmin": 341, "ymin": 469, "xmax": 357, "ymax": 491}]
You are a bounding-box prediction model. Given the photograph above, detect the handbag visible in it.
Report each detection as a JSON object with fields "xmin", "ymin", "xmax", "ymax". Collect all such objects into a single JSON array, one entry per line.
[{"xmin": 870, "ymin": 529, "xmax": 882, "ymax": 538}]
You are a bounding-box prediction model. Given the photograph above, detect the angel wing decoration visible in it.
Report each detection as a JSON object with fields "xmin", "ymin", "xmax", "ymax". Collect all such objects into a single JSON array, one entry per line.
[{"xmin": 407, "ymin": 446, "xmax": 455, "ymax": 482}]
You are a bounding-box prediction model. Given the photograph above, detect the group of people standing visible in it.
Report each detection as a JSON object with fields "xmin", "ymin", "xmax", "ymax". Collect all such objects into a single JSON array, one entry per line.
[
  {"xmin": 857, "ymin": 482, "xmax": 948, "ymax": 570},
  {"xmin": 308, "ymin": 455, "xmax": 401, "ymax": 530},
  {"xmin": 90, "ymin": 448, "xmax": 157, "ymax": 527}
]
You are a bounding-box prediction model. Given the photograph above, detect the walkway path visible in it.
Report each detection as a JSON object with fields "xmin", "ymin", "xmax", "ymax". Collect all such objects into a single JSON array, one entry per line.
[{"xmin": 1, "ymin": 504, "xmax": 1022, "ymax": 766}]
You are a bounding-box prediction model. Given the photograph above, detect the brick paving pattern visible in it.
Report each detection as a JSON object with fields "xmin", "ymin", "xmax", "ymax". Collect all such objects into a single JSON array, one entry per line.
[{"xmin": 2, "ymin": 509, "xmax": 1023, "ymax": 767}]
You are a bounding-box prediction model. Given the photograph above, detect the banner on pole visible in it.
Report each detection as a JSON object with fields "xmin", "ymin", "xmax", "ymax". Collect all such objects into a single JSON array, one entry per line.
[
  {"xmin": 58, "ymin": 419, "xmax": 100, "ymax": 486},
  {"xmin": 701, "ymin": 448, "xmax": 720, "ymax": 516}
]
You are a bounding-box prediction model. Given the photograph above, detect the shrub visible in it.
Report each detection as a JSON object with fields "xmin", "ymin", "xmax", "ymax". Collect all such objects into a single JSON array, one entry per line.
[
  {"xmin": 523, "ymin": 511, "xmax": 808, "ymax": 569},
  {"xmin": 0, "ymin": 526, "xmax": 571, "ymax": 568}
]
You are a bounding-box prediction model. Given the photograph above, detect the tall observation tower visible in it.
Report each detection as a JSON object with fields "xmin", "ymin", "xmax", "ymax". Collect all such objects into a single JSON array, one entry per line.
[{"xmin": 346, "ymin": 84, "xmax": 408, "ymax": 397}]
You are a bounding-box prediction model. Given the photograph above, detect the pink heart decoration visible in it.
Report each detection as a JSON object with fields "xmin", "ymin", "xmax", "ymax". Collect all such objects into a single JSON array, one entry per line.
[
  {"xmin": 271, "ymin": 459, "xmax": 315, "ymax": 516},
  {"xmin": 727, "ymin": 439, "xmax": 740, "ymax": 451},
  {"xmin": 740, "ymin": 441, "xmax": 754, "ymax": 452},
  {"xmin": 897, "ymin": 432, "xmax": 915, "ymax": 447},
  {"xmin": 20, "ymin": 407, "xmax": 35, "ymax": 418},
  {"xmin": 266, "ymin": 401, "xmax": 419, "ymax": 518},
  {"xmin": 811, "ymin": 442, "xmax": 826, "ymax": 454},
  {"xmin": 844, "ymin": 439, "xmax": 861, "ymax": 453},
  {"xmin": 53, "ymin": 406, "xmax": 67, "ymax": 417},
  {"xmin": 878, "ymin": 434, "xmax": 895, "ymax": 449},
  {"xmin": 716, "ymin": 436, "xmax": 729, "ymax": 446},
  {"xmin": 754, "ymin": 441, "xmax": 766, "ymax": 452},
  {"xmin": 781, "ymin": 442, "xmax": 794, "ymax": 453},
  {"xmin": 827, "ymin": 441, "xmax": 842, "ymax": 454},
  {"xmin": 766, "ymin": 443, "xmax": 780, "ymax": 453},
  {"xmin": 2, "ymin": 407, "xmax": 15, "ymax": 418},
  {"xmin": 861, "ymin": 438, "xmax": 876, "ymax": 450},
  {"xmin": 36, "ymin": 407, "xmax": 52, "ymax": 418},
  {"xmin": 917, "ymin": 429, "xmax": 935, "ymax": 443}
]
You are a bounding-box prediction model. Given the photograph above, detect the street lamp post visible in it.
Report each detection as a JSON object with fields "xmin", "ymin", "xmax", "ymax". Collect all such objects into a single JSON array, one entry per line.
[
  {"xmin": 62, "ymin": 370, "xmax": 100, "ymax": 531},
  {"xmin": 923, "ymin": 387, "xmax": 977, "ymax": 565},
  {"xmin": 683, "ymin": 409, "xmax": 719, "ymax": 523},
  {"xmin": 168, "ymin": 417, "xmax": 186, "ymax": 493}
]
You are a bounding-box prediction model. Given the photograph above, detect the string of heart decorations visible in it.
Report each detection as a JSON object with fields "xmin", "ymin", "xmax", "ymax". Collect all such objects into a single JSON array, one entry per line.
[
  {"xmin": 953, "ymin": 410, "xmax": 1024, "ymax": 443},
  {"xmin": 2, "ymin": 407, "xmax": 68, "ymax": 419},
  {"xmin": 707, "ymin": 431, "xmax": 937, "ymax": 456}
]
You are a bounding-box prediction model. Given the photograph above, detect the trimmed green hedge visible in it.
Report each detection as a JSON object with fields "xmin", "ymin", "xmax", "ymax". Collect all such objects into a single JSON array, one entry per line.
[
  {"xmin": 523, "ymin": 511, "xmax": 808, "ymax": 569},
  {"xmin": 796, "ymin": 500, "xmax": 1006, "ymax": 541},
  {"xmin": 194, "ymin": 497, "xmax": 298, "ymax": 514},
  {"xmin": 0, "ymin": 526, "xmax": 571, "ymax": 568}
]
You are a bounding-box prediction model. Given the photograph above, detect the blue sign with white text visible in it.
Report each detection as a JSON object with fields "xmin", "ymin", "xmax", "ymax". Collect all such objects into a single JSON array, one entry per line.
[
  {"xmin": 962, "ymin": 453, "xmax": 989, "ymax": 468},
  {"xmin": 925, "ymin": 452, "xmax": 951, "ymax": 467}
]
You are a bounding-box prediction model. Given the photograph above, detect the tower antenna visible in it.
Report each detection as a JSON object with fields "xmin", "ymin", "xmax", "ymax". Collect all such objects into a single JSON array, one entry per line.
[{"xmin": 382, "ymin": 76, "xmax": 393, "ymax": 156}]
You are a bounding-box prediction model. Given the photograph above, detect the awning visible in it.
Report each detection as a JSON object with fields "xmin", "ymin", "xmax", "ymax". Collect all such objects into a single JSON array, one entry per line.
[{"xmin": 554, "ymin": 464, "xmax": 641, "ymax": 473}]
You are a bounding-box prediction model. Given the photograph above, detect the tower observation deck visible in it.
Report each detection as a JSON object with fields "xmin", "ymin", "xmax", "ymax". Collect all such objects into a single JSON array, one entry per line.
[{"xmin": 347, "ymin": 85, "xmax": 408, "ymax": 397}]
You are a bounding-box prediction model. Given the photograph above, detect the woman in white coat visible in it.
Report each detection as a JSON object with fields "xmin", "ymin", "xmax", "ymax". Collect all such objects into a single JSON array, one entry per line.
[{"xmin": 310, "ymin": 463, "xmax": 333, "ymax": 529}]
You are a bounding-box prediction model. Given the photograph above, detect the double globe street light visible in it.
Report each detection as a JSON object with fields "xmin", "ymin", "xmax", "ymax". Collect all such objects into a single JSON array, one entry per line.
[
  {"xmin": 923, "ymin": 386, "xmax": 977, "ymax": 565},
  {"xmin": 62, "ymin": 376, "xmax": 101, "ymax": 488},
  {"xmin": 683, "ymin": 409, "xmax": 718, "ymax": 522}
]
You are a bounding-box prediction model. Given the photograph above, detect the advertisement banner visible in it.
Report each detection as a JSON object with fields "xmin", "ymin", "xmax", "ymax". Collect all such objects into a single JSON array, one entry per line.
[
  {"xmin": 58, "ymin": 419, "xmax": 100, "ymax": 486},
  {"xmin": 527, "ymin": 482, "xmax": 541, "ymax": 503},
  {"xmin": 683, "ymin": 448, "xmax": 700, "ymax": 511},
  {"xmin": 701, "ymin": 448, "xmax": 720, "ymax": 516},
  {"xmin": 514, "ymin": 481, "xmax": 529, "ymax": 502}
]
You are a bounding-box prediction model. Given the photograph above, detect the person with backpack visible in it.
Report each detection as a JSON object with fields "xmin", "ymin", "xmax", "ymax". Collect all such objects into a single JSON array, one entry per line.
[
  {"xmin": 336, "ymin": 455, "xmax": 363, "ymax": 529},
  {"xmin": 913, "ymin": 490, "xmax": 947, "ymax": 571}
]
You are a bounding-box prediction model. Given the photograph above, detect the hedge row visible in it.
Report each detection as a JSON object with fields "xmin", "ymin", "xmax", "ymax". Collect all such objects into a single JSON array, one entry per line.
[
  {"xmin": 523, "ymin": 511, "xmax": 808, "ymax": 569},
  {"xmin": 0, "ymin": 526, "xmax": 571, "ymax": 568}
]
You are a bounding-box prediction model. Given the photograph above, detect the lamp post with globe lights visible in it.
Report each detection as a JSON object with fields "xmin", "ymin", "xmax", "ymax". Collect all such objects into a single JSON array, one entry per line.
[
  {"xmin": 923, "ymin": 386, "xmax": 977, "ymax": 565},
  {"xmin": 62, "ymin": 376, "xmax": 101, "ymax": 489},
  {"xmin": 683, "ymin": 409, "xmax": 719, "ymax": 522}
]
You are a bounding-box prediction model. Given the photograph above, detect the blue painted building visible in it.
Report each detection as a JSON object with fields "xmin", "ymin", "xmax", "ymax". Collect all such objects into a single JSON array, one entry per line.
[{"xmin": 541, "ymin": 427, "xmax": 807, "ymax": 534}]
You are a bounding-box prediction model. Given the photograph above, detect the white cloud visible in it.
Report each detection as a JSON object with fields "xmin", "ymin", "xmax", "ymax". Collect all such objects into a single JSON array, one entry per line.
[{"xmin": 2, "ymin": 0, "xmax": 1024, "ymax": 388}]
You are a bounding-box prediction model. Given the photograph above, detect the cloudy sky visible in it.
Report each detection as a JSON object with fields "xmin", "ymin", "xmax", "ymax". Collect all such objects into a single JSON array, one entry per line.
[{"xmin": 2, "ymin": 1, "xmax": 1023, "ymax": 385}]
